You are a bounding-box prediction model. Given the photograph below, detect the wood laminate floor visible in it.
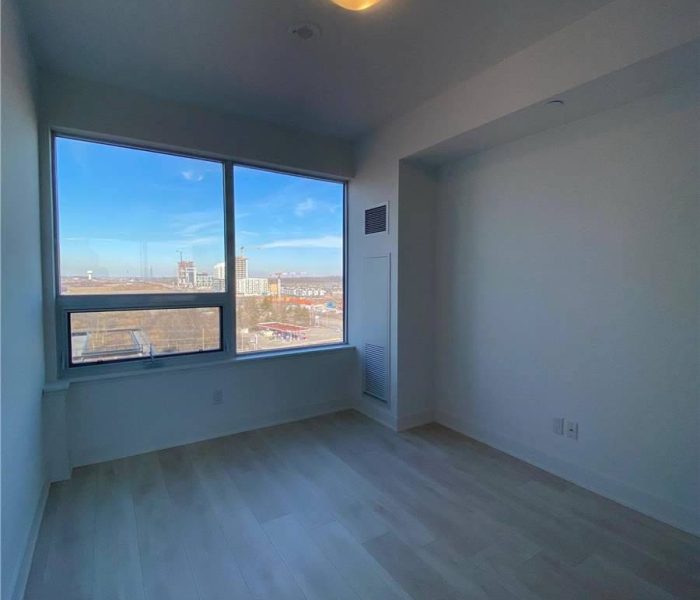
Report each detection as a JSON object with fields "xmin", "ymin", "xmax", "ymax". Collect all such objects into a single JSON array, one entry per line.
[{"xmin": 25, "ymin": 410, "xmax": 700, "ymax": 599}]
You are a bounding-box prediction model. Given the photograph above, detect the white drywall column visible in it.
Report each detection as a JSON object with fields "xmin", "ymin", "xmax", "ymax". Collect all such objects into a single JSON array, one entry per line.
[
  {"xmin": 1, "ymin": 2, "xmax": 47, "ymax": 598},
  {"xmin": 42, "ymin": 382, "xmax": 71, "ymax": 482}
]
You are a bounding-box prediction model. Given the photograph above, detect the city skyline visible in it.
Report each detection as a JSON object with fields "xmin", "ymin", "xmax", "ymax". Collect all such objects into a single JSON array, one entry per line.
[
  {"xmin": 56, "ymin": 138, "xmax": 344, "ymax": 279},
  {"xmin": 60, "ymin": 255, "xmax": 346, "ymax": 281}
]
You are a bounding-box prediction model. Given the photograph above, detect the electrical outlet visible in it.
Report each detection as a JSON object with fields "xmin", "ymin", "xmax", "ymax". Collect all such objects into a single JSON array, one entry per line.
[
  {"xmin": 553, "ymin": 417, "xmax": 564, "ymax": 436},
  {"xmin": 212, "ymin": 389, "xmax": 223, "ymax": 405},
  {"xmin": 566, "ymin": 421, "xmax": 578, "ymax": 440}
]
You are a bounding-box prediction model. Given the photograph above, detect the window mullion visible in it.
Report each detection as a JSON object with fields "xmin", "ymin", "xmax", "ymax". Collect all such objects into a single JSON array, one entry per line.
[
  {"xmin": 57, "ymin": 292, "xmax": 228, "ymax": 312},
  {"xmin": 224, "ymin": 161, "xmax": 236, "ymax": 354}
]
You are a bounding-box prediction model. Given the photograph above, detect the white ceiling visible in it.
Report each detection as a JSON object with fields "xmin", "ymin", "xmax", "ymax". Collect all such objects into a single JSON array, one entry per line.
[{"xmin": 20, "ymin": 0, "xmax": 611, "ymax": 139}]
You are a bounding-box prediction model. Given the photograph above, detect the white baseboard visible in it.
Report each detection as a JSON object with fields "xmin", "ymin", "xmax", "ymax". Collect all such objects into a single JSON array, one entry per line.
[
  {"xmin": 354, "ymin": 393, "xmax": 397, "ymax": 429},
  {"xmin": 435, "ymin": 410, "xmax": 700, "ymax": 536},
  {"xmin": 218, "ymin": 399, "xmax": 354, "ymax": 438},
  {"xmin": 354, "ymin": 400, "xmax": 434, "ymax": 432},
  {"xmin": 215, "ymin": 400, "xmax": 355, "ymax": 441},
  {"xmin": 11, "ymin": 481, "xmax": 50, "ymax": 600},
  {"xmin": 74, "ymin": 399, "xmax": 352, "ymax": 467},
  {"xmin": 396, "ymin": 408, "xmax": 434, "ymax": 431}
]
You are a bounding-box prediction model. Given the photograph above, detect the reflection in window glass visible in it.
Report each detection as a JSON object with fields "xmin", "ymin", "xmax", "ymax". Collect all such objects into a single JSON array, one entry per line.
[
  {"xmin": 234, "ymin": 166, "xmax": 344, "ymax": 353},
  {"xmin": 55, "ymin": 137, "xmax": 226, "ymax": 295},
  {"xmin": 69, "ymin": 308, "xmax": 221, "ymax": 365}
]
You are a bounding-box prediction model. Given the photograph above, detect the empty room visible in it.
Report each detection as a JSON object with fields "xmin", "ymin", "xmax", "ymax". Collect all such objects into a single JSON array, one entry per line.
[{"xmin": 1, "ymin": 0, "xmax": 699, "ymax": 598}]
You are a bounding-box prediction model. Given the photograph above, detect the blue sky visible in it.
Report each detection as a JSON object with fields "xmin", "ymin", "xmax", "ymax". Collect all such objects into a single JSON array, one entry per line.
[{"xmin": 56, "ymin": 137, "xmax": 344, "ymax": 278}]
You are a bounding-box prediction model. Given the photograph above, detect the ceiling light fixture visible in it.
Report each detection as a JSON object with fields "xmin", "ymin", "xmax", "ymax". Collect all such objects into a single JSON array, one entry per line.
[{"xmin": 331, "ymin": 0, "xmax": 383, "ymax": 11}]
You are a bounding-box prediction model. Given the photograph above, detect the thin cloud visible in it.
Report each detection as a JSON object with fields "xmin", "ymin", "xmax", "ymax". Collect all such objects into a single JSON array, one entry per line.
[
  {"xmin": 294, "ymin": 198, "xmax": 316, "ymax": 217},
  {"xmin": 259, "ymin": 235, "xmax": 342, "ymax": 249},
  {"xmin": 182, "ymin": 235, "xmax": 222, "ymax": 247},
  {"xmin": 181, "ymin": 170, "xmax": 204, "ymax": 182},
  {"xmin": 180, "ymin": 220, "xmax": 222, "ymax": 236},
  {"xmin": 63, "ymin": 236, "xmax": 125, "ymax": 243}
]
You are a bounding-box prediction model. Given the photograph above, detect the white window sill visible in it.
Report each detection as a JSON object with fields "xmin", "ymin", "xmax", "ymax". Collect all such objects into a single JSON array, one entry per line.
[{"xmin": 50, "ymin": 344, "xmax": 355, "ymax": 387}]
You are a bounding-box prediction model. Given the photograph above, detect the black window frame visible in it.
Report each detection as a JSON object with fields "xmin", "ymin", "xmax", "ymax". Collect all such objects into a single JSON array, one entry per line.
[{"xmin": 50, "ymin": 131, "xmax": 348, "ymax": 377}]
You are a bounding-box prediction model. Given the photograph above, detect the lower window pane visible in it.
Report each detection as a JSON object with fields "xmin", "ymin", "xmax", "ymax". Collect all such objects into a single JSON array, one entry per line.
[{"xmin": 69, "ymin": 307, "xmax": 221, "ymax": 365}]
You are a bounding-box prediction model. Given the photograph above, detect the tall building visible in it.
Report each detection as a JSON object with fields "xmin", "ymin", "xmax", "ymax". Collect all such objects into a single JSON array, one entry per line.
[
  {"xmin": 177, "ymin": 260, "xmax": 196, "ymax": 288},
  {"xmin": 213, "ymin": 262, "xmax": 226, "ymax": 280},
  {"xmin": 235, "ymin": 255, "xmax": 248, "ymax": 279},
  {"xmin": 212, "ymin": 261, "xmax": 226, "ymax": 291}
]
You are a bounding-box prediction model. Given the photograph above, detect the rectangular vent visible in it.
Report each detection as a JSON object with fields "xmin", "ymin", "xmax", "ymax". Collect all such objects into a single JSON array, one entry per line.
[
  {"xmin": 363, "ymin": 343, "xmax": 387, "ymax": 401},
  {"xmin": 365, "ymin": 204, "xmax": 387, "ymax": 235}
]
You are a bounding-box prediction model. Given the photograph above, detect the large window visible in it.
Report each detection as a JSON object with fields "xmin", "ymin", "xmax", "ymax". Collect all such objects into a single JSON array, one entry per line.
[
  {"xmin": 53, "ymin": 135, "xmax": 345, "ymax": 372},
  {"xmin": 234, "ymin": 166, "xmax": 345, "ymax": 353}
]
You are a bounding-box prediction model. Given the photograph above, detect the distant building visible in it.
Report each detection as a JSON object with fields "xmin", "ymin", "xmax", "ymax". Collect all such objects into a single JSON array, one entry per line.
[
  {"xmin": 237, "ymin": 277, "xmax": 269, "ymax": 296},
  {"xmin": 213, "ymin": 262, "xmax": 226, "ymax": 280},
  {"xmin": 212, "ymin": 262, "xmax": 226, "ymax": 291},
  {"xmin": 276, "ymin": 274, "xmax": 282, "ymax": 297},
  {"xmin": 282, "ymin": 286, "xmax": 328, "ymax": 297},
  {"xmin": 235, "ymin": 255, "xmax": 248, "ymax": 279},
  {"xmin": 177, "ymin": 260, "xmax": 196, "ymax": 288},
  {"xmin": 196, "ymin": 272, "xmax": 213, "ymax": 288}
]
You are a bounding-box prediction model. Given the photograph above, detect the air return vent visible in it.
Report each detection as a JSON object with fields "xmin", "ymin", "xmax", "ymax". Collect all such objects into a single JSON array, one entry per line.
[
  {"xmin": 364, "ymin": 204, "xmax": 387, "ymax": 235},
  {"xmin": 363, "ymin": 343, "xmax": 387, "ymax": 401}
]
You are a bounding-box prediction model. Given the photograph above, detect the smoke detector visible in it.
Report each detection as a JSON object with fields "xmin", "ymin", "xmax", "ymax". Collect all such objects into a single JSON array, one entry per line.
[{"xmin": 289, "ymin": 23, "xmax": 321, "ymax": 41}]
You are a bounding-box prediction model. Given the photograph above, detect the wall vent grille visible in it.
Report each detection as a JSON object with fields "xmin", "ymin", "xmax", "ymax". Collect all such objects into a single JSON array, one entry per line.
[
  {"xmin": 364, "ymin": 204, "xmax": 387, "ymax": 235},
  {"xmin": 363, "ymin": 343, "xmax": 387, "ymax": 401}
]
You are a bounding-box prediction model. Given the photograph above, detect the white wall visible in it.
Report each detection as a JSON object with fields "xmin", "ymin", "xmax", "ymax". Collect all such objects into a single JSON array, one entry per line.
[
  {"xmin": 67, "ymin": 348, "xmax": 356, "ymax": 466},
  {"xmin": 1, "ymin": 1, "xmax": 47, "ymax": 597},
  {"xmin": 435, "ymin": 85, "xmax": 700, "ymax": 533},
  {"xmin": 40, "ymin": 73, "xmax": 354, "ymax": 179},
  {"xmin": 349, "ymin": 0, "xmax": 699, "ymax": 434}
]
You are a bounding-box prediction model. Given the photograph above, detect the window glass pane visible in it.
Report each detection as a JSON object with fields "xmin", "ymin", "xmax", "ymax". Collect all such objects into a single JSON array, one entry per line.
[
  {"xmin": 69, "ymin": 308, "xmax": 221, "ymax": 365},
  {"xmin": 55, "ymin": 137, "xmax": 226, "ymax": 294},
  {"xmin": 234, "ymin": 166, "xmax": 344, "ymax": 353}
]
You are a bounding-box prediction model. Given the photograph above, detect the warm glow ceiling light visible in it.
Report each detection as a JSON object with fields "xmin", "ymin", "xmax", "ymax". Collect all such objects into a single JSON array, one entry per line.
[{"xmin": 331, "ymin": 0, "xmax": 383, "ymax": 11}]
